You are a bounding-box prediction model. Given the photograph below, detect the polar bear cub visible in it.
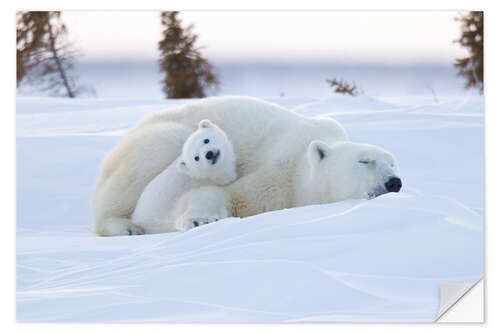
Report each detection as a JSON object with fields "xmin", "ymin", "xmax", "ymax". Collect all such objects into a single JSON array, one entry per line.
[{"xmin": 131, "ymin": 119, "xmax": 237, "ymax": 234}]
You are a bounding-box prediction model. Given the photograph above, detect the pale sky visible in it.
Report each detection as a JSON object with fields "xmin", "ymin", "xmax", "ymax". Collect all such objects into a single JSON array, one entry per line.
[{"xmin": 62, "ymin": 11, "xmax": 468, "ymax": 64}]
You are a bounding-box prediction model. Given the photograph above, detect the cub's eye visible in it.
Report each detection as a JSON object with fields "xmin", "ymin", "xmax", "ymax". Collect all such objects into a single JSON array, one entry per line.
[
  {"xmin": 204, "ymin": 139, "xmax": 210, "ymax": 144},
  {"xmin": 194, "ymin": 156, "xmax": 199, "ymax": 161},
  {"xmin": 359, "ymin": 160, "xmax": 371, "ymax": 164}
]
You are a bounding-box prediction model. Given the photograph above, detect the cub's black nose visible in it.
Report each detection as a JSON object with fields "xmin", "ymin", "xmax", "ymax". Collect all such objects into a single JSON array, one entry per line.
[
  {"xmin": 385, "ymin": 177, "xmax": 402, "ymax": 192},
  {"xmin": 205, "ymin": 151, "xmax": 214, "ymax": 160}
]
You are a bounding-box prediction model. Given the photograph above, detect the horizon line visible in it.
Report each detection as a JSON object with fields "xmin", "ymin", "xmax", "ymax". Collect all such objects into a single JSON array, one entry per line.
[{"xmin": 75, "ymin": 58, "xmax": 458, "ymax": 67}]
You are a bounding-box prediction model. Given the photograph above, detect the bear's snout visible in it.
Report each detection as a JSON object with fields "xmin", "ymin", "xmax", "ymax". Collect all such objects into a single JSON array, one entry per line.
[
  {"xmin": 206, "ymin": 150, "xmax": 220, "ymax": 164},
  {"xmin": 384, "ymin": 177, "xmax": 402, "ymax": 193}
]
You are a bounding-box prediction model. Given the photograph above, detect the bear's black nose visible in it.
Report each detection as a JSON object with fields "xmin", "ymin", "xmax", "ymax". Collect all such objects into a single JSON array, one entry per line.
[
  {"xmin": 385, "ymin": 177, "xmax": 402, "ymax": 193},
  {"xmin": 205, "ymin": 151, "xmax": 214, "ymax": 160}
]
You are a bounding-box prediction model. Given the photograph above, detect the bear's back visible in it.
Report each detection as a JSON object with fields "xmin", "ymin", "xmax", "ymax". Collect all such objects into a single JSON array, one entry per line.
[{"xmin": 152, "ymin": 97, "xmax": 346, "ymax": 174}]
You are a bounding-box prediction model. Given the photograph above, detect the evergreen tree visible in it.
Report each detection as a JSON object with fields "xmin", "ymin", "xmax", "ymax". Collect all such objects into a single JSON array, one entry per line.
[
  {"xmin": 326, "ymin": 78, "xmax": 360, "ymax": 96},
  {"xmin": 16, "ymin": 11, "xmax": 81, "ymax": 98},
  {"xmin": 16, "ymin": 11, "xmax": 47, "ymax": 86},
  {"xmin": 454, "ymin": 11, "xmax": 483, "ymax": 94},
  {"xmin": 158, "ymin": 11, "xmax": 218, "ymax": 98}
]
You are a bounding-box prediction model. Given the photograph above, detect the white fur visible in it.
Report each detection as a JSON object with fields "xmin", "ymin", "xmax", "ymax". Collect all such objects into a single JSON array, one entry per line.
[
  {"xmin": 293, "ymin": 141, "xmax": 400, "ymax": 206},
  {"xmin": 178, "ymin": 141, "xmax": 400, "ymax": 224},
  {"xmin": 177, "ymin": 119, "xmax": 236, "ymax": 185},
  {"xmin": 170, "ymin": 186, "xmax": 232, "ymax": 232},
  {"xmin": 130, "ymin": 120, "xmax": 236, "ymax": 234},
  {"xmin": 92, "ymin": 96, "xmax": 399, "ymax": 236}
]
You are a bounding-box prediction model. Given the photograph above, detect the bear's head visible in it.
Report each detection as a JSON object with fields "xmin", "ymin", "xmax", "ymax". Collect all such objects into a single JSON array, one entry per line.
[
  {"xmin": 304, "ymin": 140, "xmax": 402, "ymax": 203},
  {"xmin": 177, "ymin": 119, "xmax": 237, "ymax": 185}
]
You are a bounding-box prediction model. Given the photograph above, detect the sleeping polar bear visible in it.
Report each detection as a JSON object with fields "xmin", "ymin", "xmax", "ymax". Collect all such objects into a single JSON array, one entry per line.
[
  {"xmin": 131, "ymin": 119, "xmax": 236, "ymax": 234},
  {"xmin": 92, "ymin": 96, "xmax": 401, "ymax": 236}
]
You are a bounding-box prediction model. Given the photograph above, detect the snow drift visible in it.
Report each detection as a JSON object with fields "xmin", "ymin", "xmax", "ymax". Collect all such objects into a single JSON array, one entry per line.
[{"xmin": 16, "ymin": 95, "xmax": 483, "ymax": 322}]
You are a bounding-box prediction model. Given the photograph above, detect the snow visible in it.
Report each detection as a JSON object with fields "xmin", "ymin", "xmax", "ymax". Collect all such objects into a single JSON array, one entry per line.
[
  {"xmin": 16, "ymin": 61, "xmax": 477, "ymax": 100},
  {"xmin": 16, "ymin": 94, "xmax": 483, "ymax": 322}
]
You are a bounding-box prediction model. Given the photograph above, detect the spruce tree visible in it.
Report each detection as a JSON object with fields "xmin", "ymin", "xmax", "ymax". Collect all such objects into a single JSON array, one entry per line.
[
  {"xmin": 454, "ymin": 11, "xmax": 483, "ymax": 94},
  {"xmin": 326, "ymin": 78, "xmax": 360, "ymax": 96},
  {"xmin": 158, "ymin": 11, "xmax": 218, "ymax": 98},
  {"xmin": 16, "ymin": 11, "xmax": 80, "ymax": 98}
]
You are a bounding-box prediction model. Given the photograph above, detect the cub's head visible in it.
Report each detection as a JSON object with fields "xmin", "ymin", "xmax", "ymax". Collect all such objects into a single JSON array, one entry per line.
[
  {"xmin": 307, "ymin": 140, "xmax": 402, "ymax": 201},
  {"xmin": 177, "ymin": 119, "xmax": 237, "ymax": 185}
]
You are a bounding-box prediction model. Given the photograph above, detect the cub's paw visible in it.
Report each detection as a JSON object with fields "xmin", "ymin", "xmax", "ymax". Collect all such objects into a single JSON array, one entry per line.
[
  {"xmin": 187, "ymin": 218, "xmax": 219, "ymax": 230},
  {"xmin": 126, "ymin": 225, "xmax": 145, "ymax": 236}
]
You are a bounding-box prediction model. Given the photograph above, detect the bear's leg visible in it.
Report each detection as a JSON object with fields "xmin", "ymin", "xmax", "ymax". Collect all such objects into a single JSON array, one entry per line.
[
  {"xmin": 173, "ymin": 186, "xmax": 231, "ymax": 231},
  {"xmin": 97, "ymin": 217, "xmax": 144, "ymax": 236},
  {"xmin": 93, "ymin": 121, "xmax": 193, "ymax": 236}
]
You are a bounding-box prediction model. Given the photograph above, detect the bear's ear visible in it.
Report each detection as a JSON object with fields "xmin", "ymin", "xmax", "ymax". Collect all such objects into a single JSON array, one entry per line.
[
  {"xmin": 198, "ymin": 119, "xmax": 214, "ymax": 129},
  {"xmin": 176, "ymin": 160, "xmax": 189, "ymax": 174},
  {"xmin": 307, "ymin": 140, "xmax": 331, "ymax": 166}
]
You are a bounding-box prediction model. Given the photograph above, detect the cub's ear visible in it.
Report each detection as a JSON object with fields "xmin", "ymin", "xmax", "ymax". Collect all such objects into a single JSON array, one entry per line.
[
  {"xmin": 198, "ymin": 119, "xmax": 214, "ymax": 129},
  {"xmin": 307, "ymin": 140, "xmax": 331, "ymax": 166},
  {"xmin": 176, "ymin": 159, "xmax": 189, "ymax": 174}
]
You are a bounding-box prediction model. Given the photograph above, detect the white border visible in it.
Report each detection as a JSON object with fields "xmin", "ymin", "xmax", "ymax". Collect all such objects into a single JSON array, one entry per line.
[{"xmin": 4, "ymin": 0, "xmax": 497, "ymax": 332}]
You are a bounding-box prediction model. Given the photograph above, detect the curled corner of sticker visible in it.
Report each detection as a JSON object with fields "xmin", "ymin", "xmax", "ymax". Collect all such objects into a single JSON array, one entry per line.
[{"xmin": 436, "ymin": 279, "xmax": 482, "ymax": 321}]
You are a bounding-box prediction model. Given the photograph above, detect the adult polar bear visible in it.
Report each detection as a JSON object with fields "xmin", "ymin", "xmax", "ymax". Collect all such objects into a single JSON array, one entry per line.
[{"xmin": 92, "ymin": 96, "xmax": 400, "ymax": 236}]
